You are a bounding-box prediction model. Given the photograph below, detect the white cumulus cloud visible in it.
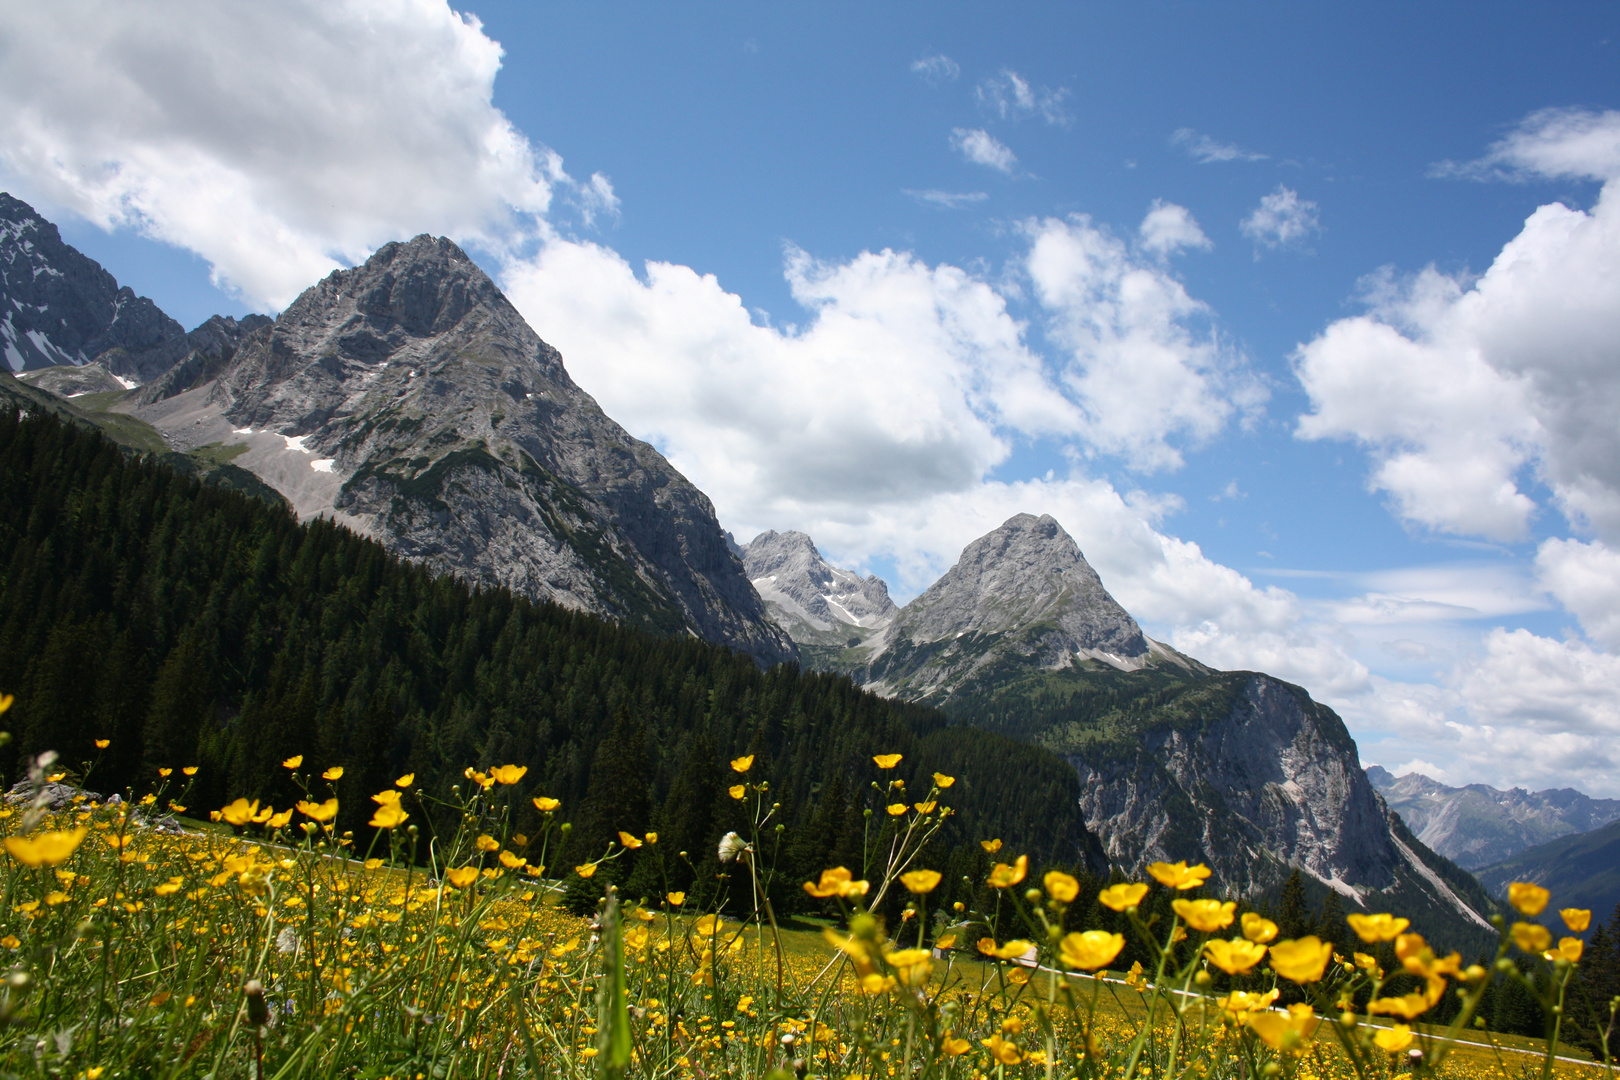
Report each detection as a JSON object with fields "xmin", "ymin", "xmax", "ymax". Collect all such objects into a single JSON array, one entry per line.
[
  {"xmin": 0, "ymin": 0, "xmax": 604, "ymax": 310},
  {"xmin": 1138, "ymin": 199, "xmax": 1212, "ymax": 257},
  {"xmin": 950, "ymin": 128, "xmax": 1017, "ymax": 173},
  {"xmin": 1241, "ymin": 185, "xmax": 1320, "ymax": 251},
  {"xmin": 1537, "ymin": 538, "xmax": 1620, "ymax": 649}
]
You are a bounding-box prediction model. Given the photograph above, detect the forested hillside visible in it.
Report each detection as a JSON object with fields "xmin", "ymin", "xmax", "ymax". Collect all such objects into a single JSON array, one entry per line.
[{"xmin": 0, "ymin": 406, "xmax": 1100, "ymax": 911}]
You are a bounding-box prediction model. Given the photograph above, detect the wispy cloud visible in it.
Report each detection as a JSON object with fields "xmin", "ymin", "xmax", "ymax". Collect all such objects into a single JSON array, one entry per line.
[
  {"xmin": 903, "ymin": 189, "xmax": 989, "ymax": 210},
  {"xmin": 976, "ymin": 70, "xmax": 1070, "ymax": 126},
  {"xmin": 1429, "ymin": 107, "xmax": 1620, "ymax": 183},
  {"xmin": 1171, "ymin": 127, "xmax": 1267, "ymax": 164},
  {"xmin": 1240, "ymin": 185, "xmax": 1319, "ymax": 252},
  {"xmin": 909, "ymin": 54, "xmax": 959, "ymax": 84},
  {"xmin": 950, "ymin": 128, "xmax": 1017, "ymax": 173}
]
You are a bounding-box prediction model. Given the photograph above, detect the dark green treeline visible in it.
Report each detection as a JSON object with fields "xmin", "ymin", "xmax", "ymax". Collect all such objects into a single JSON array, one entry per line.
[{"xmin": 0, "ymin": 407, "xmax": 1096, "ymax": 911}]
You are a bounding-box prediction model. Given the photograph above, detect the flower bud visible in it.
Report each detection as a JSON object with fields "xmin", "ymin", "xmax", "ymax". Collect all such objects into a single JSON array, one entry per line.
[{"xmin": 244, "ymin": 979, "xmax": 270, "ymax": 1027}]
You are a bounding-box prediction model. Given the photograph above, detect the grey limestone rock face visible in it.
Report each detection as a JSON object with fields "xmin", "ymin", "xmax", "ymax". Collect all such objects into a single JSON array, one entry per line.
[
  {"xmin": 862, "ymin": 513, "xmax": 1166, "ymax": 698},
  {"xmin": 0, "ymin": 192, "xmax": 187, "ymax": 378},
  {"xmin": 742, "ymin": 530, "xmax": 897, "ymax": 635},
  {"xmin": 1367, "ymin": 766, "xmax": 1620, "ymax": 870},
  {"xmin": 1063, "ymin": 673, "xmax": 1494, "ymax": 933},
  {"xmin": 127, "ymin": 234, "xmax": 796, "ymax": 666}
]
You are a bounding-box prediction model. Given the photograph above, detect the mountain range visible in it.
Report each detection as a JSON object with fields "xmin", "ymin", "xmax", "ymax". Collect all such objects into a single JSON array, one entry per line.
[{"xmin": 2, "ymin": 193, "xmax": 1522, "ymax": 948}]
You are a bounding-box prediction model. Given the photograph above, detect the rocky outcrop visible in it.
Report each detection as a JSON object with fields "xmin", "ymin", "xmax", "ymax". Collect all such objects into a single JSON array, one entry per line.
[
  {"xmin": 1368, "ymin": 766, "xmax": 1620, "ymax": 870},
  {"xmin": 0, "ymin": 192, "xmax": 187, "ymax": 378},
  {"xmin": 862, "ymin": 513, "xmax": 1190, "ymax": 699},
  {"xmin": 122, "ymin": 235, "xmax": 795, "ymax": 666},
  {"xmin": 742, "ymin": 530, "xmax": 897, "ymax": 635}
]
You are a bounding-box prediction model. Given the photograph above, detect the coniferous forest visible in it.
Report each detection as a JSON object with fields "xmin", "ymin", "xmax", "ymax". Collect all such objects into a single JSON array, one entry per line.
[{"xmin": 0, "ymin": 406, "xmax": 1100, "ymax": 914}]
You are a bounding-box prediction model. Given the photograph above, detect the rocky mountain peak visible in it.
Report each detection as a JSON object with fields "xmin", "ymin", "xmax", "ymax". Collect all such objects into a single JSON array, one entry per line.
[
  {"xmin": 742, "ymin": 530, "xmax": 897, "ymax": 633},
  {"xmin": 121, "ymin": 232, "xmax": 796, "ymax": 666}
]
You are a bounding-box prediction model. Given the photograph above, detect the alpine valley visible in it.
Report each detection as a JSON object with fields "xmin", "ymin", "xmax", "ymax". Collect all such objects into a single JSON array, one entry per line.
[{"xmin": 1, "ymin": 192, "xmax": 1545, "ymax": 951}]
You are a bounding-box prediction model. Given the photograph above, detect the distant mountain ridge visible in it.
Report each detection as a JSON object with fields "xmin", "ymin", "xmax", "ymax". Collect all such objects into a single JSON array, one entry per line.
[
  {"xmin": 741, "ymin": 530, "xmax": 897, "ymax": 669},
  {"xmin": 1474, "ymin": 818, "xmax": 1620, "ymax": 937},
  {"xmin": 754, "ymin": 514, "xmax": 1496, "ymax": 947},
  {"xmin": 1367, "ymin": 766, "xmax": 1620, "ymax": 870}
]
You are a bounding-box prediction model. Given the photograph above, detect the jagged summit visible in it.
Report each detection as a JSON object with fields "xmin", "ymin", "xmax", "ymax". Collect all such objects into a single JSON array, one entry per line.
[
  {"xmin": 115, "ymin": 232, "xmax": 796, "ymax": 666},
  {"xmin": 861, "ymin": 513, "xmax": 1185, "ymax": 700},
  {"xmin": 742, "ymin": 530, "xmax": 897, "ymax": 632}
]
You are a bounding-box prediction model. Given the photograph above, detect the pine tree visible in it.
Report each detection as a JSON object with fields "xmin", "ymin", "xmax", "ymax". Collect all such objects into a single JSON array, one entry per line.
[{"xmin": 1276, "ymin": 869, "xmax": 1311, "ymax": 940}]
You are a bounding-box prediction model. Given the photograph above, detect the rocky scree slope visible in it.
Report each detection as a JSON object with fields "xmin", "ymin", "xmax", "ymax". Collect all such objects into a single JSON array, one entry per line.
[
  {"xmin": 1367, "ymin": 766, "xmax": 1620, "ymax": 870},
  {"xmin": 741, "ymin": 530, "xmax": 896, "ymax": 667},
  {"xmin": 121, "ymin": 235, "xmax": 794, "ymax": 665}
]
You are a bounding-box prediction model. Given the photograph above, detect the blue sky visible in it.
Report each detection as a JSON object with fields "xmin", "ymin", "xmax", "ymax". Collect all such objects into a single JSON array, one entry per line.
[{"xmin": 4, "ymin": 1, "xmax": 1620, "ymax": 793}]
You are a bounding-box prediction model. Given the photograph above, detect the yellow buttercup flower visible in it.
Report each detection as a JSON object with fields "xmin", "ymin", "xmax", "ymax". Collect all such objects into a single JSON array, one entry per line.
[
  {"xmin": 372, "ymin": 789, "xmax": 402, "ymax": 805},
  {"xmin": 93, "ymin": 739, "xmax": 109, "ymax": 749},
  {"xmin": 489, "ymin": 764, "xmax": 527, "ymax": 785},
  {"xmin": 3, "ymin": 827, "xmax": 87, "ymax": 868},
  {"xmin": 1060, "ymin": 930, "xmax": 1124, "ymax": 971},
  {"xmin": 900, "ymin": 869, "xmax": 942, "ymax": 894},
  {"xmin": 617, "ymin": 831, "xmax": 643, "ymax": 849},
  {"xmin": 1347, "ymin": 912, "xmax": 1410, "ymax": 943},
  {"xmin": 803, "ymin": 866, "xmax": 869, "ymax": 899},
  {"xmin": 1099, "ymin": 882, "xmax": 1149, "ymax": 911},
  {"xmin": 475, "ymin": 834, "xmax": 500, "ymax": 852},
  {"xmin": 1561, "ymin": 908, "xmax": 1591, "ymax": 932},
  {"xmin": 987, "ymin": 855, "xmax": 1028, "ymax": 888},
  {"xmin": 884, "ymin": 947, "xmax": 933, "ymax": 985},
  {"xmin": 941, "ymin": 1037, "xmax": 970, "ymax": 1056},
  {"xmin": 1269, "ymin": 936, "xmax": 1333, "ymax": 983},
  {"xmin": 1508, "ymin": 881, "xmax": 1550, "ymax": 916},
  {"xmin": 219, "ymin": 798, "xmax": 261, "ymax": 827},
  {"xmin": 369, "ymin": 803, "xmax": 408, "ymax": 829},
  {"xmin": 446, "ymin": 866, "xmax": 479, "ymax": 888},
  {"xmin": 729, "ymin": 785, "xmax": 747, "ymax": 800},
  {"xmin": 977, "ymin": 938, "xmax": 1035, "ymax": 961},
  {"xmin": 322, "ymin": 766, "xmax": 344, "ymax": 781},
  {"xmin": 1554, "ymin": 936, "xmax": 1583, "ymax": 963},
  {"xmin": 1373, "ymin": 1025, "xmax": 1414, "ymax": 1054},
  {"xmin": 1368, "ymin": 992, "xmax": 1432, "ymax": 1020},
  {"xmin": 575, "ymin": 863, "xmax": 598, "ymax": 879},
  {"xmin": 532, "ymin": 796, "xmax": 560, "ymax": 812},
  {"xmin": 158, "ymin": 768, "xmax": 172, "ymax": 777},
  {"xmin": 1172, "ymin": 898, "xmax": 1235, "ymax": 933},
  {"xmin": 296, "ymin": 798, "xmax": 339, "ymax": 823},
  {"xmin": 1147, "ymin": 860, "xmax": 1211, "ymax": 890},
  {"xmin": 1218, "ymin": 988, "xmax": 1278, "ymax": 1019},
  {"xmin": 181, "ymin": 766, "xmax": 198, "ymax": 776},
  {"xmin": 267, "ymin": 808, "xmax": 293, "ymax": 829},
  {"xmin": 873, "ymin": 753, "xmax": 902, "ymax": 769},
  {"xmin": 1242, "ymin": 911, "xmax": 1279, "ymax": 943},
  {"xmin": 395, "ymin": 773, "xmax": 414, "ymax": 787},
  {"xmin": 666, "ymin": 891, "xmax": 686, "ymax": 907},
  {"xmin": 730, "ymin": 755, "xmax": 754, "ymax": 773},
  {"xmin": 498, "ymin": 850, "xmax": 525, "ymax": 869},
  {"xmin": 1204, "ymin": 937, "xmax": 1267, "ymax": 975},
  {"xmin": 886, "ymin": 803, "xmax": 907, "ymax": 816},
  {"xmin": 980, "ymin": 838, "xmax": 1002, "ymax": 854},
  {"xmin": 282, "ymin": 756, "xmax": 302, "ymax": 769},
  {"xmin": 1511, "ymin": 922, "xmax": 1552, "ymax": 953},
  {"xmin": 1247, "ymin": 1003, "xmax": 1319, "ymax": 1053},
  {"xmin": 913, "ymin": 800, "xmax": 937, "ymax": 813},
  {"xmin": 981, "ymin": 1034, "xmax": 1023, "ymax": 1065},
  {"xmin": 932, "ymin": 772, "xmax": 955, "ymax": 788},
  {"xmin": 1044, "ymin": 870, "xmax": 1080, "ymax": 902}
]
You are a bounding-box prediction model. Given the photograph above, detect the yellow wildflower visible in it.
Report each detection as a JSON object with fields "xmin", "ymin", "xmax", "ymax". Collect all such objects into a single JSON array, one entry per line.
[
  {"xmin": 475, "ymin": 834, "xmax": 500, "ymax": 852},
  {"xmin": 296, "ymin": 798, "xmax": 338, "ymax": 823},
  {"xmin": 1147, "ymin": 860, "xmax": 1211, "ymax": 890},
  {"xmin": 266, "ymin": 809, "xmax": 293, "ymax": 829},
  {"xmin": 1242, "ymin": 911, "xmax": 1279, "ymax": 943},
  {"xmin": 1204, "ymin": 937, "xmax": 1267, "ymax": 975},
  {"xmin": 182, "ymin": 766, "xmax": 198, "ymax": 776},
  {"xmin": 980, "ymin": 838, "xmax": 1002, "ymax": 854},
  {"xmin": 803, "ymin": 866, "xmax": 869, "ymax": 899},
  {"xmin": 532, "ymin": 796, "xmax": 560, "ymax": 812},
  {"xmin": 1373, "ymin": 1025, "xmax": 1414, "ymax": 1053},
  {"xmin": 986, "ymin": 854, "xmax": 1028, "ymax": 888},
  {"xmin": 322, "ymin": 766, "xmax": 344, "ymax": 781},
  {"xmin": 490, "ymin": 764, "xmax": 527, "ymax": 785},
  {"xmin": 1172, "ymin": 898, "xmax": 1235, "ymax": 932},
  {"xmin": 900, "ymin": 869, "xmax": 941, "ymax": 894},
  {"xmin": 1347, "ymin": 912, "xmax": 1410, "ymax": 943},
  {"xmin": 575, "ymin": 863, "xmax": 598, "ymax": 879},
  {"xmin": 1554, "ymin": 937, "xmax": 1583, "ymax": 962},
  {"xmin": 884, "ymin": 948, "xmax": 933, "ymax": 985},
  {"xmin": 1511, "ymin": 922, "xmax": 1552, "ymax": 953},
  {"xmin": 885, "ymin": 803, "xmax": 907, "ymax": 816},
  {"xmin": 873, "ymin": 753, "xmax": 902, "ymax": 769},
  {"xmin": 728, "ymin": 785, "xmax": 746, "ymax": 800},
  {"xmin": 932, "ymin": 772, "xmax": 956, "ymax": 788},
  {"xmin": 395, "ymin": 773, "xmax": 415, "ymax": 787},
  {"xmin": 1561, "ymin": 908, "xmax": 1591, "ymax": 932},
  {"xmin": 730, "ymin": 755, "xmax": 754, "ymax": 773},
  {"xmin": 1269, "ymin": 936, "xmax": 1333, "ymax": 983},
  {"xmin": 941, "ymin": 1036, "xmax": 970, "ymax": 1055},
  {"xmin": 1044, "ymin": 870, "xmax": 1080, "ymax": 902},
  {"xmin": 913, "ymin": 800, "xmax": 937, "ymax": 813},
  {"xmin": 617, "ymin": 831, "xmax": 643, "ymax": 849},
  {"xmin": 4, "ymin": 828, "xmax": 88, "ymax": 868},
  {"xmin": 446, "ymin": 867, "xmax": 479, "ymax": 888},
  {"xmin": 1248, "ymin": 1003, "xmax": 1319, "ymax": 1053},
  {"xmin": 981, "ymin": 1034, "xmax": 1023, "ymax": 1064},
  {"xmin": 93, "ymin": 739, "xmax": 109, "ymax": 749},
  {"xmin": 1059, "ymin": 930, "xmax": 1124, "ymax": 970},
  {"xmin": 282, "ymin": 756, "xmax": 302, "ymax": 769},
  {"xmin": 1219, "ymin": 988, "xmax": 1279, "ymax": 1019},
  {"xmin": 1368, "ymin": 993, "xmax": 1432, "ymax": 1020},
  {"xmin": 666, "ymin": 891, "xmax": 686, "ymax": 907},
  {"xmin": 1099, "ymin": 882, "xmax": 1149, "ymax": 911},
  {"xmin": 219, "ymin": 798, "xmax": 261, "ymax": 827},
  {"xmin": 1508, "ymin": 881, "xmax": 1550, "ymax": 916},
  {"xmin": 976, "ymin": 938, "xmax": 1034, "ymax": 961},
  {"xmin": 498, "ymin": 850, "xmax": 525, "ymax": 869},
  {"xmin": 369, "ymin": 803, "xmax": 408, "ymax": 829}
]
